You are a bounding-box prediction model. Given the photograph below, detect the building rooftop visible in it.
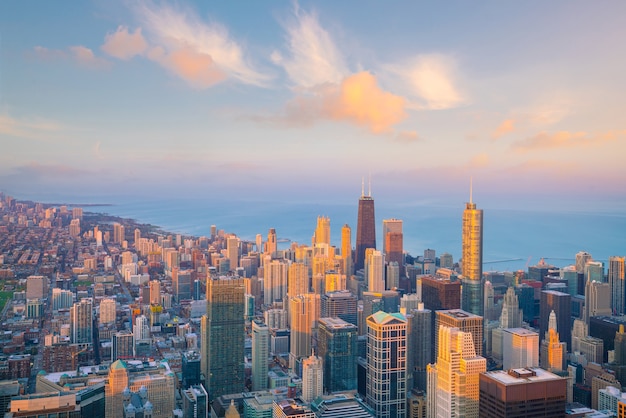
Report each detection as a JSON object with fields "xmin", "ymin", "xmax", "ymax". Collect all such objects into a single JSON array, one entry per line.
[
  {"xmin": 483, "ymin": 367, "xmax": 565, "ymax": 385},
  {"xmin": 319, "ymin": 317, "xmax": 357, "ymax": 329},
  {"xmin": 437, "ymin": 309, "xmax": 482, "ymax": 319}
]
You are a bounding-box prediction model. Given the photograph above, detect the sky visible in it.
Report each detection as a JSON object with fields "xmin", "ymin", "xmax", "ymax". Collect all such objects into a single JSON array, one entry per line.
[{"xmin": 1, "ymin": 1, "xmax": 625, "ymax": 210}]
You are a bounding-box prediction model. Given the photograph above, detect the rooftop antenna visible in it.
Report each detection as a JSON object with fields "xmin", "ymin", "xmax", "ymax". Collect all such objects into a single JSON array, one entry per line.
[
  {"xmin": 361, "ymin": 177, "xmax": 365, "ymax": 197},
  {"xmin": 368, "ymin": 173, "xmax": 372, "ymax": 197},
  {"xmin": 469, "ymin": 177, "xmax": 473, "ymax": 204}
]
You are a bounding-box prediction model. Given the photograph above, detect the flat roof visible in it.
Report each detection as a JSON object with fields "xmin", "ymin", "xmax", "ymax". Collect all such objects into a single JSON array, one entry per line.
[{"xmin": 483, "ymin": 368, "xmax": 565, "ymax": 385}]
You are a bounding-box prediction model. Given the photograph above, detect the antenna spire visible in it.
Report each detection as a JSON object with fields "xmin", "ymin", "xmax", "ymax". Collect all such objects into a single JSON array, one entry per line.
[
  {"xmin": 368, "ymin": 173, "xmax": 372, "ymax": 197},
  {"xmin": 469, "ymin": 177, "xmax": 473, "ymax": 204},
  {"xmin": 361, "ymin": 177, "xmax": 365, "ymax": 197}
]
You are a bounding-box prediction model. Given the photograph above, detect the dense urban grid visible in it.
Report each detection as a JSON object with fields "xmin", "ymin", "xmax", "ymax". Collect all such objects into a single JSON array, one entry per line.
[{"xmin": 0, "ymin": 189, "xmax": 624, "ymax": 418}]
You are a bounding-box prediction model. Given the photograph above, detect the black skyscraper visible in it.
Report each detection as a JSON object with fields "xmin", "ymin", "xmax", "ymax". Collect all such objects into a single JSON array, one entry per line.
[{"xmin": 355, "ymin": 181, "xmax": 376, "ymax": 272}]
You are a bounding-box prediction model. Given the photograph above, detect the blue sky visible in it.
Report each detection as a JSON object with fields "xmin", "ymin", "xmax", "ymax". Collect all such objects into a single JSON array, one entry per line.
[{"xmin": 1, "ymin": 1, "xmax": 625, "ymax": 208}]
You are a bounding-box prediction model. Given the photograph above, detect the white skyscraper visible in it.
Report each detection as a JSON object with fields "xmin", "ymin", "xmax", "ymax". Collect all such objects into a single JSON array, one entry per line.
[
  {"xmin": 367, "ymin": 250, "xmax": 384, "ymax": 292},
  {"xmin": 502, "ymin": 328, "xmax": 539, "ymax": 370},
  {"xmin": 252, "ymin": 320, "xmax": 269, "ymax": 391},
  {"xmin": 301, "ymin": 353, "xmax": 323, "ymax": 402}
]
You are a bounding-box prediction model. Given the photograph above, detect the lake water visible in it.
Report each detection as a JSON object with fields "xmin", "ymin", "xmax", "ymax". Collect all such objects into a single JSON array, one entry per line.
[{"xmin": 85, "ymin": 196, "xmax": 626, "ymax": 273}]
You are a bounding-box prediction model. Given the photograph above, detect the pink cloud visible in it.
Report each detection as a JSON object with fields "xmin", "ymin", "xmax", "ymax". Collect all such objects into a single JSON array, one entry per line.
[
  {"xmin": 278, "ymin": 71, "xmax": 407, "ymax": 134},
  {"xmin": 395, "ymin": 131, "xmax": 421, "ymax": 142},
  {"xmin": 69, "ymin": 46, "xmax": 110, "ymax": 69},
  {"xmin": 147, "ymin": 46, "xmax": 227, "ymax": 88},
  {"xmin": 492, "ymin": 119, "xmax": 515, "ymax": 139},
  {"xmin": 513, "ymin": 130, "xmax": 626, "ymax": 151},
  {"xmin": 101, "ymin": 26, "xmax": 148, "ymax": 60}
]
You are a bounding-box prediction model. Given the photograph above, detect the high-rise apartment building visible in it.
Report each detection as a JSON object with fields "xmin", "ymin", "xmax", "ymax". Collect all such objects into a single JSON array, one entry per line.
[
  {"xmin": 71, "ymin": 298, "xmax": 93, "ymax": 345},
  {"xmin": 149, "ymin": 279, "xmax": 161, "ymax": 305},
  {"xmin": 264, "ymin": 258, "xmax": 289, "ymax": 305},
  {"xmin": 355, "ymin": 182, "xmax": 376, "ymax": 272},
  {"xmin": 289, "ymin": 293, "xmax": 320, "ymax": 370},
  {"xmin": 52, "ymin": 288, "xmax": 74, "ymax": 311},
  {"xmin": 288, "ymin": 262, "xmax": 309, "ymax": 298},
  {"xmin": 610, "ymin": 256, "xmax": 626, "ymax": 315},
  {"xmin": 99, "ymin": 298, "xmax": 116, "ymax": 325},
  {"xmin": 366, "ymin": 311, "xmax": 407, "ymax": 418},
  {"xmin": 201, "ymin": 277, "xmax": 245, "ymax": 401},
  {"xmin": 576, "ymin": 251, "xmax": 593, "ymax": 274},
  {"xmin": 227, "ymin": 236, "xmax": 239, "ymax": 270},
  {"xmin": 252, "ymin": 320, "xmax": 269, "ymax": 391},
  {"xmin": 26, "ymin": 275, "xmax": 48, "ymax": 300},
  {"xmin": 479, "ymin": 368, "xmax": 567, "ymax": 418},
  {"xmin": 113, "ymin": 222, "xmax": 125, "ymax": 245},
  {"xmin": 302, "ymin": 353, "xmax": 323, "ymax": 402},
  {"xmin": 585, "ymin": 279, "xmax": 612, "ymax": 323},
  {"xmin": 264, "ymin": 228, "xmax": 277, "ymax": 256},
  {"xmin": 112, "ymin": 330, "xmax": 134, "ymax": 361},
  {"xmin": 318, "ymin": 317, "xmax": 358, "ymax": 393},
  {"xmin": 428, "ymin": 325, "xmax": 486, "ymax": 418}
]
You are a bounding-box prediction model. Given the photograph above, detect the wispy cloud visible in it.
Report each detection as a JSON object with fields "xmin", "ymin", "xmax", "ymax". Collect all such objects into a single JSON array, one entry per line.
[
  {"xmin": 135, "ymin": 1, "xmax": 269, "ymax": 87},
  {"xmin": 101, "ymin": 26, "xmax": 148, "ymax": 60},
  {"xmin": 513, "ymin": 130, "xmax": 626, "ymax": 151},
  {"xmin": 395, "ymin": 130, "xmax": 421, "ymax": 143},
  {"xmin": 271, "ymin": 5, "xmax": 348, "ymax": 88},
  {"xmin": 267, "ymin": 71, "xmax": 406, "ymax": 134},
  {"xmin": 69, "ymin": 46, "xmax": 110, "ymax": 69},
  {"xmin": 385, "ymin": 54, "xmax": 465, "ymax": 110},
  {"xmin": 34, "ymin": 45, "xmax": 110, "ymax": 69},
  {"xmin": 492, "ymin": 119, "xmax": 515, "ymax": 139},
  {"xmin": 0, "ymin": 113, "xmax": 67, "ymax": 141}
]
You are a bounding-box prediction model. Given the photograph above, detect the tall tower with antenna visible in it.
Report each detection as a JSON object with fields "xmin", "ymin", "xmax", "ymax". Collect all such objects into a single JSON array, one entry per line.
[
  {"xmin": 355, "ymin": 177, "xmax": 376, "ymax": 272},
  {"xmin": 461, "ymin": 178, "xmax": 484, "ymax": 315}
]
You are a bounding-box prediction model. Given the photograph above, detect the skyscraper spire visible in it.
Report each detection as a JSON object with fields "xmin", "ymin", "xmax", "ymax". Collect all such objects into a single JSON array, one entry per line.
[
  {"xmin": 368, "ymin": 173, "xmax": 372, "ymax": 197},
  {"xmin": 361, "ymin": 177, "xmax": 365, "ymax": 197}
]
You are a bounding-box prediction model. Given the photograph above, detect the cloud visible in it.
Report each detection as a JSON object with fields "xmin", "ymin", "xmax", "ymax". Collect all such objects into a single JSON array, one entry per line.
[
  {"xmin": 147, "ymin": 46, "xmax": 226, "ymax": 88},
  {"xmin": 395, "ymin": 130, "xmax": 421, "ymax": 142},
  {"xmin": 135, "ymin": 2, "xmax": 269, "ymax": 87},
  {"xmin": 69, "ymin": 46, "xmax": 110, "ymax": 69},
  {"xmin": 276, "ymin": 71, "xmax": 406, "ymax": 133},
  {"xmin": 492, "ymin": 119, "xmax": 515, "ymax": 139},
  {"xmin": 513, "ymin": 130, "xmax": 626, "ymax": 151},
  {"xmin": 272, "ymin": 6, "xmax": 348, "ymax": 88},
  {"xmin": 0, "ymin": 113, "xmax": 66, "ymax": 140},
  {"xmin": 101, "ymin": 26, "xmax": 148, "ymax": 60},
  {"xmin": 34, "ymin": 45, "xmax": 109, "ymax": 69},
  {"xmin": 385, "ymin": 54, "xmax": 465, "ymax": 110},
  {"xmin": 469, "ymin": 153, "xmax": 490, "ymax": 168},
  {"xmin": 33, "ymin": 46, "xmax": 66, "ymax": 60}
]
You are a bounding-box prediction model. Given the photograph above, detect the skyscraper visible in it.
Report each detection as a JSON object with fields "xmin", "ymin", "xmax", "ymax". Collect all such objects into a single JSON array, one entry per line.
[
  {"xmin": 302, "ymin": 353, "xmax": 323, "ymax": 402},
  {"xmin": 406, "ymin": 303, "xmax": 432, "ymax": 391},
  {"xmin": 609, "ymin": 256, "xmax": 625, "ymax": 315},
  {"xmin": 341, "ymin": 224, "xmax": 353, "ymax": 276},
  {"xmin": 318, "ymin": 317, "xmax": 358, "ymax": 393},
  {"xmin": 99, "ymin": 298, "xmax": 116, "ymax": 325},
  {"xmin": 540, "ymin": 290, "xmax": 571, "ymax": 351},
  {"xmin": 540, "ymin": 310, "xmax": 565, "ymax": 372},
  {"xmin": 320, "ymin": 290, "xmax": 358, "ymax": 326},
  {"xmin": 252, "ymin": 320, "xmax": 269, "ymax": 391},
  {"xmin": 429, "ymin": 325, "xmax": 486, "ymax": 418},
  {"xmin": 367, "ymin": 250, "xmax": 384, "ymax": 292},
  {"xmin": 314, "ymin": 216, "xmax": 331, "ymax": 246},
  {"xmin": 71, "ymin": 298, "xmax": 93, "ymax": 345},
  {"xmin": 289, "ymin": 293, "xmax": 321, "ymax": 370},
  {"xmin": 264, "ymin": 258, "xmax": 289, "ymax": 305},
  {"xmin": 502, "ymin": 328, "xmax": 539, "ymax": 370},
  {"xmin": 366, "ymin": 311, "xmax": 407, "ymax": 418},
  {"xmin": 461, "ymin": 185, "xmax": 483, "ymax": 316},
  {"xmin": 435, "ymin": 309, "xmax": 484, "ymax": 358},
  {"xmin": 355, "ymin": 180, "xmax": 376, "ymax": 272},
  {"xmin": 202, "ymin": 277, "xmax": 245, "ymax": 401}
]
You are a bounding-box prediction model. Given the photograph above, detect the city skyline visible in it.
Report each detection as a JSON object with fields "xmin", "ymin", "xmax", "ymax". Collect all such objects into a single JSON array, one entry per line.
[{"xmin": 1, "ymin": 1, "xmax": 626, "ymax": 208}]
